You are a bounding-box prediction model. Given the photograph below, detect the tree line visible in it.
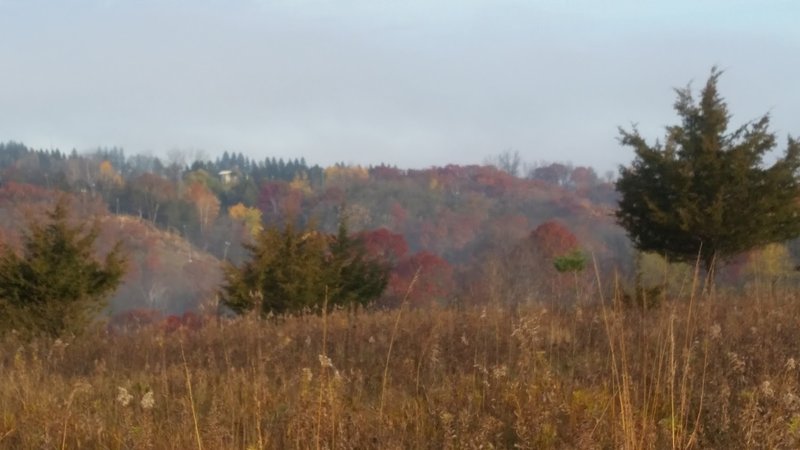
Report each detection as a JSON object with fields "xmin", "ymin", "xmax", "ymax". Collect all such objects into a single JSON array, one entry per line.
[{"xmin": 1, "ymin": 67, "xmax": 799, "ymax": 337}]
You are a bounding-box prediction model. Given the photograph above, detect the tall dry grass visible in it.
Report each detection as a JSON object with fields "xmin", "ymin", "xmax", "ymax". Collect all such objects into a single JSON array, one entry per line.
[{"xmin": 2, "ymin": 278, "xmax": 800, "ymax": 448}]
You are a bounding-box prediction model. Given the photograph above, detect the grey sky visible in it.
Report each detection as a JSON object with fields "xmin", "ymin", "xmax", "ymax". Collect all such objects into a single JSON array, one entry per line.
[{"xmin": 1, "ymin": 0, "xmax": 798, "ymax": 172}]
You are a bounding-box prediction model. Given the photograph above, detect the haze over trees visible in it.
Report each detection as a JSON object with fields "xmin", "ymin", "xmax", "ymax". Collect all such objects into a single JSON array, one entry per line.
[
  {"xmin": 5, "ymin": 68, "xmax": 800, "ymax": 446},
  {"xmin": 0, "ymin": 140, "xmax": 626, "ymax": 319},
  {"xmin": 616, "ymin": 68, "xmax": 800, "ymax": 271},
  {"xmin": 0, "ymin": 68, "xmax": 798, "ymax": 332}
]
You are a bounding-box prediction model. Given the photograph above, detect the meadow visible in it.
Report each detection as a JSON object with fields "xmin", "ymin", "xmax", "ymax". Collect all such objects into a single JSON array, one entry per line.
[{"xmin": 2, "ymin": 280, "xmax": 800, "ymax": 449}]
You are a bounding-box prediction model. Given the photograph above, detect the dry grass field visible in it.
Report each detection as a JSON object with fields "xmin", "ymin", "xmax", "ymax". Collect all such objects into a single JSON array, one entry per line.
[{"xmin": 3, "ymin": 281, "xmax": 800, "ymax": 449}]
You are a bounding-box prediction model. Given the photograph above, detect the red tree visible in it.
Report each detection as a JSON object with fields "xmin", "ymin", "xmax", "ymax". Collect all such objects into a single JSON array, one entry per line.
[
  {"xmin": 529, "ymin": 220, "xmax": 580, "ymax": 259},
  {"xmin": 258, "ymin": 181, "xmax": 303, "ymax": 222},
  {"xmin": 386, "ymin": 251, "xmax": 454, "ymax": 308},
  {"xmin": 360, "ymin": 228, "xmax": 409, "ymax": 263}
]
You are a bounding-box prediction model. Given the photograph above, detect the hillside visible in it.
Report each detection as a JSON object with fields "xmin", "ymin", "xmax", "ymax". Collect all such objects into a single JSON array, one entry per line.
[
  {"xmin": 0, "ymin": 142, "xmax": 630, "ymax": 312},
  {"xmin": 0, "ymin": 182, "xmax": 221, "ymax": 314},
  {"xmin": 2, "ymin": 142, "xmax": 798, "ymax": 315}
]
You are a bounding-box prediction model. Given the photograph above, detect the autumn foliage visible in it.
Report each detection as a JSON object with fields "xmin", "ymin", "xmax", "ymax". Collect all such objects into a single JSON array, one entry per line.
[{"xmin": 529, "ymin": 220, "xmax": 580, "ymax": 259}]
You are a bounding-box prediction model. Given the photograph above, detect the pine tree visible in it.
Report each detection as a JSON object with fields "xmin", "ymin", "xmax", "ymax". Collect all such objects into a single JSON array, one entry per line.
[
  {"xmin": 220, "ymin": 222, "xmax": 328, "ymax": 315},
  {"xmin": 220, "ymin": 217, "xmax": 389, "ymax": 316},
  {"xmin": 0, "ymin": 198, "xmax": 126, "ymax": 337},
  {"xmin": 327, "ymin": 219, "xmax": 389, "ymax": 309},
  {"xmin": 616, "ymin": 68, "xmax": 800, "ymax": 271}
]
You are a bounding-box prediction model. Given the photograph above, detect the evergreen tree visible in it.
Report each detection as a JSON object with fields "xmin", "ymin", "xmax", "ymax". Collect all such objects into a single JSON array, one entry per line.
[
  {"xmin": 220, "ymin": 218, "xmax": 389, "ymax": 316},
  {"xmin": 0, "ymin": 198, "xmax": 127, "ymax": 337},
  {"xmin": 220, "ymin": 222, "xmax": 328, "ymax": 315},
  {"xmin": 221, "ymin": 151, "xmax": 231, "ymax": 168},
  {"xmin": 327, "ymin": 219, "xmax": 389, "ymax": 308},
  {"xmin": 616, "ymin": 68, "xmax": 800, "ymax": 270}
]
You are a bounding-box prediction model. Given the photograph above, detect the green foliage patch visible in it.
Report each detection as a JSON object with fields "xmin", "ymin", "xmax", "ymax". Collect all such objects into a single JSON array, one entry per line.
[
  {"xmin": 220, "ymin": 217, "xmax": 389, "ymax": 315},
  {"xmin": 0, "ymin": 198, "xmax": 126, "ymax": 337},
  {"xmin": 616, "ymin": 68, "xmax": 800, "ymax": 270}
]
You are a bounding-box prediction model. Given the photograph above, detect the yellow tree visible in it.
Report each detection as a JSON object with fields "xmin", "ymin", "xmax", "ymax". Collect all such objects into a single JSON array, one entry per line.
[
  {"xmin": 324, "ymin": 165, "xmax": 369, "ymax": 187},
  {"xmin": 744, "ymin": 243, "xmax": 794, "ymax": 296},
  {"xmin": 289, "ymin": 172, "xmax": 313, "ymax": 195},
  {"xmin": 97, "ymin": 160, "xmax": 123, "ymax": 201},
  {"xmin": 186, "ymin": 182, "xmax": 220, "ymax": 234},
  {"xmin": 228, "ymin": 202, "xmax": 263, "ymax": 238},
  {"xmin": 98, "ymin": 160, "xmax": 122, "ymax": 185}
]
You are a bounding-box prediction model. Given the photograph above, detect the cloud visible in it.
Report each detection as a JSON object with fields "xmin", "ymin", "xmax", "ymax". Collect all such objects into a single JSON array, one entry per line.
[{"xmin": 0, "ymin": 0, "xmax": 798, "ymax": 171}]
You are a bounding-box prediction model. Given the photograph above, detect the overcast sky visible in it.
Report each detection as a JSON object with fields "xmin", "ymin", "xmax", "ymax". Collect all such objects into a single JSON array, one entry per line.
[{"xmin": 1, "ymin": 0, "xmax": 798, "ymax": 172}]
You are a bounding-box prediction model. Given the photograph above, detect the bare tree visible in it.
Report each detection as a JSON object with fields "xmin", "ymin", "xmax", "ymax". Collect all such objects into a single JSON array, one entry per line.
[{"xmin": 485, "ymin": 149, "xmax": 523, "ymax": 177}]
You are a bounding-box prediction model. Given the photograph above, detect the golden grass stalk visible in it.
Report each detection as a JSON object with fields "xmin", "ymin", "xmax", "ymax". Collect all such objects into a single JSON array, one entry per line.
[
  {"xmin": 379, "ymin": 267, "xmax": 421, "ymax": 424},
  {"xmin": 181, "ymin": 341, "xmax": 203, "ymax": 450}
]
